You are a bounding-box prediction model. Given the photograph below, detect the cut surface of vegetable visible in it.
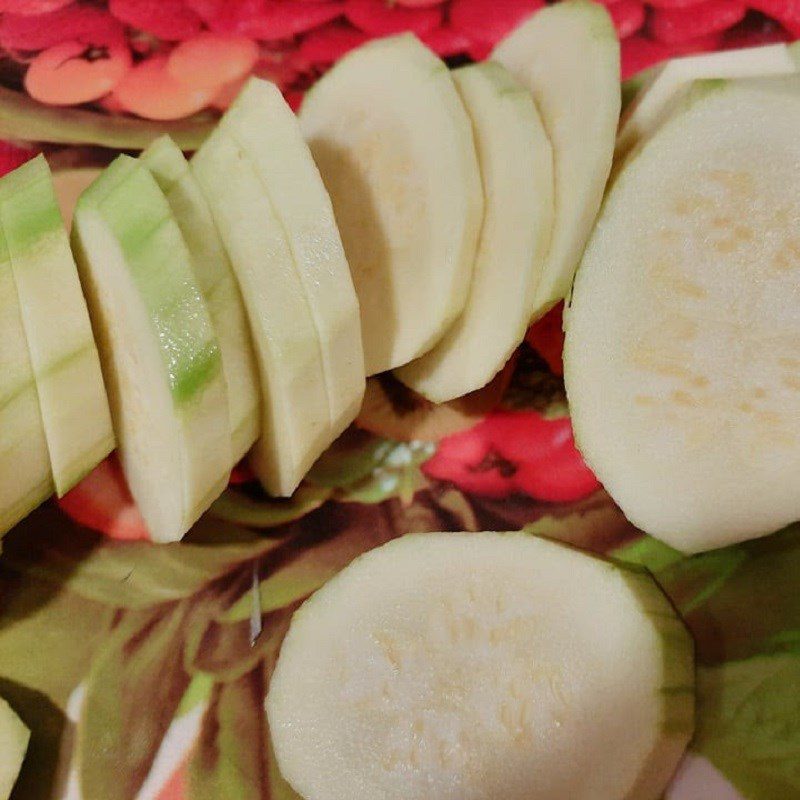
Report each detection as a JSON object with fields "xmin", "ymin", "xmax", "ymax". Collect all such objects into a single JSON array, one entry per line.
[
  {"xmin": 493, "ymin": 0, "xmax": 620, "ymax": 319},
  {"xmin": 300, "ymin": 34, "xmax": 483, "ymax": 375},
  {"xmin": 2, "ymin": 155, "xmax": 113, "ymax": 495},
  {"xmin": 395, "ymin": 63, "xmax": 553, "ymax": 401},
  {"xmin": 192, "ymin": 130, "xmax": 330, "ymax": 496},
  {"xmin": 268, "ymin": 532, "xmax": 694, "ymax": 800},
  {"xmin": 565, "ymin": 75, "xmax": 800, "ymax": 553},
  {"xmin": 73, "ymin": 155, "xmax": 231, "ymax": 542},
  {"xmin": 0, "ymin": 696, "xmax": 29, "ymax": 800},
  {"xmin": 219, "ymin": 79, "xmax": 365, "ymax": 439},
  {"xmin": 616, "ymin": 44, "xmax": 796, "ymax": 158},
  {"xmin": 141, "ymin": 135, "xmax": 259, "ymax": 463},
  {"xmin": 0, "ymin": 232, "xmax": 52, "ymax": 535}
]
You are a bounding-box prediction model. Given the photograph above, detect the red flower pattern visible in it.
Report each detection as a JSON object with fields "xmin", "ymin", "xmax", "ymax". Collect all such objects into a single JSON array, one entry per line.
[
  {"xmin": 423, "ymin": 409, "xmax": 600, "ymax": 503},
  {"xmin": 0, "ymin": 0, "xmax": 792, "ymax": 118}
]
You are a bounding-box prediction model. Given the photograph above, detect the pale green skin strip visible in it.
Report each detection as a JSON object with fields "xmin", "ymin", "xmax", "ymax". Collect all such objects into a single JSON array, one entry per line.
[
  {"xmin": 74, "ymin": 156, "xmax": 231, "ymax": 541},
  {"xmin": 0, "ymin": 696, "xmax": 29, "ymax": 800},
  {"xmin": 79, "ymin": 156, "xmax": 224, "ymax": 406},
  {"xmin": 140, "ymin": 136, "xmax": 259, "ymax": 464},
  {"xmin": 396, "ymin": 62, "xmax": 554, "ymax": 401},
  {"xmin": 493, "ymin": 0, "xmax": 620, "ymax": 319},
  {"xmin": 220, "ymin": 79, "xmax": 365, "ymax": 440},
  {"xmin": 611, "ymin": 566, "xmax": 695, "ymax": 799},
  {"xmin": 1, "ymin": 155, "xmax": 113, "ymax": 496},
  {"xmin": 0, "ymin": 220, "xmax": 53, "ymax": 535},
  {"xmin": 192, "ymin": 129, "xmax": 330, "ymax": 496}
]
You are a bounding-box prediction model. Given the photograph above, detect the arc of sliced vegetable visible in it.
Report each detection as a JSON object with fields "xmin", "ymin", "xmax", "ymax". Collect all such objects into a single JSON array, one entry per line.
[
  {"xmin": 72, "ymin": 155, "xmax": 231, "ymax": 542},
  {"xmin": 493, "ymin": 0, "xmax": 620, "ymax": 320},
  {"xmin": 218, "ymin": 79, "xmax": 365, "ymax": 440},
  {"xmin": 616, "ymin": 44, "xmax": 796, "ymax": 159},
  {"xmin": 565, "ymin": 74, "xmax": 800, "ymax": 553},
  {"xmin": 268, "ymin": 532, "xmax": 694, "ymax": 800},
  {"xmin": 192, "ymin": 130, "xmax": 331, "ymax": 496},
  {"xmin": 300, "ymin": 34, "xmax": 483, "ymax": 375},
  {"xmin": 1, "ymin": 155, "xmax": 113, "ymax": 496},
  {"xmin": 141, "ymin": 135, "xmax": 260, "ymax": 464},
  {"xmin": 0, "ymin": 227, "xmax": 52, "ymax": 535},
  {"xmin": 395, "ymin": 62, "xmax": 554, "ymax": 402}
]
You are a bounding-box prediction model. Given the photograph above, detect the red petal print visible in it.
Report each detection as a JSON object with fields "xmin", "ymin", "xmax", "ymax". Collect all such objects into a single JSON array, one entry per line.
[
  {"xmin": 0, "ymin": 6, "xmax": 124, "ymax": 52},
  {"xmin": 480, "ymin": 410, "xmax": 568, "ymax": 465},
  {"xmin": 609, "ymin": 0, "xmax": 645, "ymax": 37},
  {"xmin": 621, "ymin": 34, "xmax": 675, "ymax": 78},
  {"xmin": 112, "ymin": 54, "xmax": 214, "ymax": 120},
  {"xmin": 109, "ymin": 0, "xmax": 202, "ymax": 41},
  {"xmin": 345, "ymin": 0, "xmax": 443, "ymax": 35},
  {"xmin": 58, "ymin": 456, "xmax": 150, "ymax": 542},
  {"xmin": 513, "ymin": 457, "xmax": 599, "ymax": 502},
  {"xmin": 649, "ymin": 0, "xmax": 746, "ymax": 44},
  {"xmin": 191, "ymin": 0, "xmax": 345, "ymax": 39},
  {"xmin": 721, "ymin": 19, "xmax": 789, "ymax": 47},
  {"xmin": 0, "ymin": 142, "xmax": 38, "ymax": 177},
  {"xmin": 450, "ymin": 0, "xmax": 544, "ymax": 47},
  {"xmin": 25, "ymin": 40, "xmax": 132, "ymax": 105},
  {"xmin": 395, "ymin": 0, "xmax": 445, "ymax": 6},
  {"xmin": 648, "ymin": 0, "xmax": 710, "ymax": 9},
  {"xmin": 167, "ymin": 33, "xmax": 259, "ymax": 91},
  {"xmin": 298, "ymin": 22, "xmax": 370, "ymax": 64},
  {"xmin": 420, "ymin": 25, "xmax": 472, "ymax": 56},
  {"xmin": 749, "ymin": 0, "xmax": 800, "ymax": 24},
  {"xmin": 525, "ymin": 302, "xmax": 565, "ymax": 376},
  {"xmin": 0, "ymin": 0, "xmax": 73, "ymax": 13}
]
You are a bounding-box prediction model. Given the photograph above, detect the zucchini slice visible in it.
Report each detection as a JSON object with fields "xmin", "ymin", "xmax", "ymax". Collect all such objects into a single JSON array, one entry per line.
[
  {"xmin": 268, "ymin": 532, "xmax": 694, "ymax": 800},
  {"xmin": 2, "ymin": 155, "xmax": 113, "ymax": 495},
  {"xmin": 141, "ymin": 135, "xmax": 259, "ymax": 463},
  {"xmin": 300, "ymin": 34, "xmax": 483, "ymax": 375},
  {"xmin": 73, "ymin": 155, "xmax": 231, "ymax": 542},
  {"xmin": 395, "ymin": 62, "xmax": 553, "ymax": 401}
]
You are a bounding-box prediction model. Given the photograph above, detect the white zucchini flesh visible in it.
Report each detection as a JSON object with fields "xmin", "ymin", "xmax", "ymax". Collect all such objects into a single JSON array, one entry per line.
[
  {"xmin": 616, "ymin": 44, "xmax": 796, "ymax": 159},
  {"xmin": 141, "ymin": 135, "xmax": 260, "ymax": 464},
  {"xmin": 268, "ymin": 532, "xmax": 694, "ymax": 800},
  {"xmin": 0, "ymin": 696, "xmax": 29, "ymax": 800},
  {"xmin": 73, "ymin": 155, "xmax": 231, "ymax": 542},
  {"xmin": 219, "ymin": 79, "xmax": 365, "ymax": 439},
  {"xmin": 192, "ymin": 130, "xmax": 331, "ymax": 496},
  {"xmin": 1, "ymin": 155, "xmax": 113, "ymax": 495},
  {"xmin": 0, "ymin": 235, "xmax": 52, "ymax": 535},
  {"xmin": 300, "ymin": 34, "xmax": 483, "ymax": 375},
  {"xmin": 565, "ymin": 75, "xmax": 800, "ymax": 553},
  {"xmin": 493, "ymin": 0, "xmax": 620, "ymax": 319},
  {"xmin": 395, "ymin": 62, "xmax": 553, "ymax": 402}
]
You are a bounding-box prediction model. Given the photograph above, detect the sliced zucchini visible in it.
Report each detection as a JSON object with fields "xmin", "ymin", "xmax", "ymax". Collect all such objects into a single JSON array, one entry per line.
[
  {"xmin": 0, "ymin": 696, "xmax": 29, "ymax": 800},
  {"xmin": 192, "ymin": 130, "xmax": 331, "ymax": 496},
  {"xmin": 395, "ymin": 62, "xmax": 553, "ymax": 401},
  {"xmin": 300, "ymin": 34, "xmax": 483, "ymax": 375},
  {"xmin": 141, "ymin": 135, "xmax": 259, "ymax": 463},
  {"xmin": 72, "ymin": 155, "xmax": 231, "ymax": 542},
  {"xmin": 1, "ymin": 155, "xmax": 113, "ymax": 495},
  {"xmin": 616, "ymin": 44, "xmax": 796, "ymax": 159},
  {"xmin": 493, "ymin": 0, "xmax": 620, "ymax": 318},
  {"xmin": 0, "ymin": 235, "xmax": 52, "ymax": 535},
  {"xmin": 219, "ymin": 79, "xmax": 365, "ymax": 439},
  {"xmin": 268, "ymin": 532, "xmax": 694, "ymax": 800},
  {"xmin": 565, "ymin": 75, "xmax": 800, "ymax": 553}
]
